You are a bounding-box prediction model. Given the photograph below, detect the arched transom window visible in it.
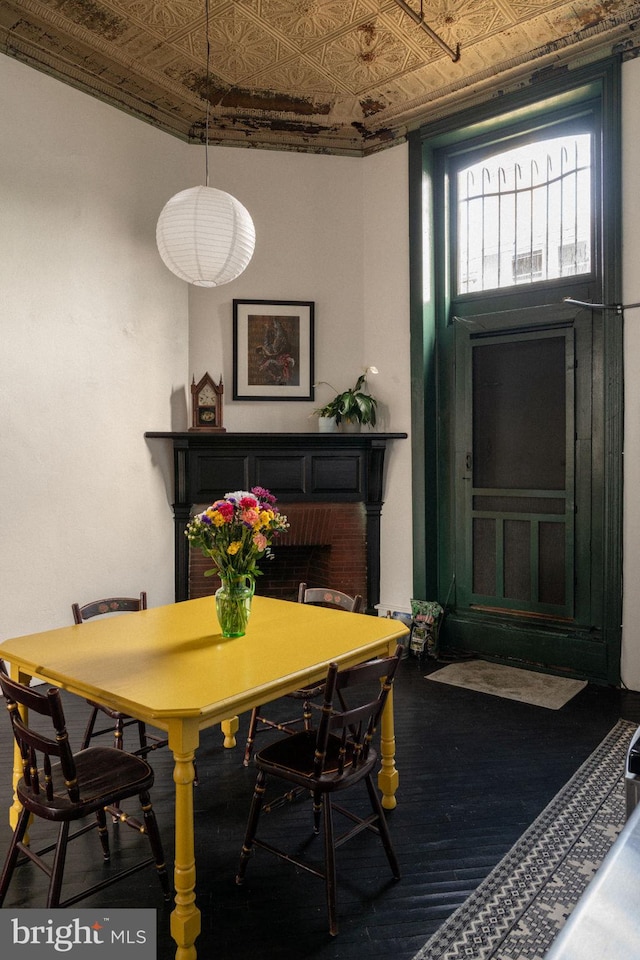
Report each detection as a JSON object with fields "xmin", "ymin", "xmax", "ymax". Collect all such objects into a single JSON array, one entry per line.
[{"xmin": 456, "ymin": 134, "xmax": 592, "ymax": 295}]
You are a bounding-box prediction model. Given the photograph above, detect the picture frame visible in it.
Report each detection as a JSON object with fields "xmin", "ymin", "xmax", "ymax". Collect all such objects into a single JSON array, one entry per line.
[{"xmin": 233, "ymin": 299, "xmax": 315, "ymax": 401}]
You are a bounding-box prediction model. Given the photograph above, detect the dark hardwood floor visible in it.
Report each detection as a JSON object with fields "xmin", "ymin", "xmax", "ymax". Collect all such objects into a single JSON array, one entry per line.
[{"xmin": 1, "ymin": 655, "xmax": 639, "ymax": 960}]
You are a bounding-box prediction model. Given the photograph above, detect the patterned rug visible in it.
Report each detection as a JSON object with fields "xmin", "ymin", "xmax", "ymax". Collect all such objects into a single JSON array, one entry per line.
[{"xmin": 412, "ymin": 719, "xmax": 637, "ymax": 960}]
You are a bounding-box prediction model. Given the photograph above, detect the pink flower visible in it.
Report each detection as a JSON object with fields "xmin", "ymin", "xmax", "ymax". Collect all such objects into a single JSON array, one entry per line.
[
  {"xmin": 241, "ymin": 508, "xmax": 260, "ymax": 527},
  {"xmin": 253, "ymin": 532, "xmax": 267, "ymax": 552}
]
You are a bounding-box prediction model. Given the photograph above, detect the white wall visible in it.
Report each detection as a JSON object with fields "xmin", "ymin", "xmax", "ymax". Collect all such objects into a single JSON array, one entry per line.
[
  {"xmin": 187, "ymin": 148, "xmax": 366, "ymax": 433},
  {"xmin": 622, "ymin": 55, "xmax": 640, "ymax": 689},
  {"xmin": 186, "ymin": 143, "xmax": 413, "ymax": 612},
  {"xmin": 8, "ymin": 49, "xmax": 636, "ymax": 687},
  {"xmin": 0, "ymin": 56, "xmax": 189, "ymax": 636},
  {"xmin": 362, "ymin": 146, "xmax": 413, "ymax": 612},
  {"xmin": 0, "ymin": 54, "xmax": 414, "ymax": 646}
]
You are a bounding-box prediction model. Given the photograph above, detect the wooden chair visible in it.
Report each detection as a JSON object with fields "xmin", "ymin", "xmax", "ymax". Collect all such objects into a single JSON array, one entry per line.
[
  {"xmin": 72, "ymin": 593, "xmax": 199, "ymax": 795},
  {"xmin": 235, "ymin": 645, "xmax": 403, "ymax": 935},
  {"xmin": 71, "ymin": 593, "xmax": 167, "ymax": 757},
  {"xmin": 242, "ymin": 582, "xmax": 363, "ymax": 766},
  {"xmin": 0, "ymin": 662, "xmax": 172, "ymax": 908}
]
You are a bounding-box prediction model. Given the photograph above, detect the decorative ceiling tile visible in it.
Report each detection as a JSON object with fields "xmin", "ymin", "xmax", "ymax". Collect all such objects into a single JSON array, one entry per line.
[
  {"xmin": 120, "ymin": 0, "xmax": 202, "ymax": 32},
  {"xmin": 394, "ymin": 0, "xmax": 511, "ymax": 45},
  {"xmin": 1, "ymin": 0, "xmax": 639, "ymax": 153},
  {"xmin": 259, "ymin": 0, "xmax": 372, "ymax": 43},
  {"xmin": 254, "ymin": 55, "xmax": 342, "ymax": 94},
  {"xmin": 182, "ymin": 13, "xmax": 284, "ymax": 82},
  {"xmin": 494, "ymin": 0, "xmax": 567, "ymax": 17},
  {"xmin": 311, "ymin": 20, "xmax": 412, "ymax": 93}
]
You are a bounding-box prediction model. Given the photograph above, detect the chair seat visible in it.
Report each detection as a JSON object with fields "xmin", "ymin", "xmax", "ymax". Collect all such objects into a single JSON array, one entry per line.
[
  {"xmin": 256, "ymin": 729, "xmax": 376, "ymax": 789},
  {"xmin": 236, "ymin": 648, "xmax": 402, "ymax": 935},
  {"xmin": 17, "ymin": 747, "xmax": 155, "ymax": 822},
  {"xmin": 242, "ymin": 582, "xmax": 363, "ymax": 766},
  {"xmin": 0, "ymin": 661, "xmax": 171, "ymax": 909}
]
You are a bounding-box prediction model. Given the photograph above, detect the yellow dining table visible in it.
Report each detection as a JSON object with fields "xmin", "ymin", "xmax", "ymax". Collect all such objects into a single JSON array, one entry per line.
[{"xmin": 0, "ymin": 594, "xmax": 408, "ymax": 960}]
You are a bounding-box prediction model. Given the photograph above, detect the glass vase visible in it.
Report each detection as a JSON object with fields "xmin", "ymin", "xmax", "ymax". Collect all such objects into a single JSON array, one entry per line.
[{"xmin": 215, "ymin": 576, "xmax": 254, "ymax": 638}]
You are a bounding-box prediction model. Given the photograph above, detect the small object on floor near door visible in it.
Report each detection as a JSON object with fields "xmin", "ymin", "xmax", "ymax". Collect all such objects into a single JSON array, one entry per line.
[
  {"xmin": 382, "ymin": 610, "xmax": 413, "ymax": 658},
  {"xmin": 409, "ymin": 599, "xmax": 443, "ymax": 658}
]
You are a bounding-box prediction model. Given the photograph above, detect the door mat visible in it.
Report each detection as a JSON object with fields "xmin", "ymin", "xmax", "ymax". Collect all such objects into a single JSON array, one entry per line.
[{"xmin": 426, "ymin": 659, "xmax": 587, "ymax": 709}]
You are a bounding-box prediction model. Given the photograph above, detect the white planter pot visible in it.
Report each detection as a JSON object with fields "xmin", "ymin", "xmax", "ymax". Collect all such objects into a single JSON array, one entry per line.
[{"xmin": 317, "ymin": 416, "xmax": 338, "ymax": 433}]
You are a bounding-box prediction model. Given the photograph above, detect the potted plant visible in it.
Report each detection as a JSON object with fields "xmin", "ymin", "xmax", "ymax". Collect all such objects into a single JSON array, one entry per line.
[
  {"xmin": 313, "ymin": 367, "xmax": 378, "ymax": 432},
  {"xmin": 313, "ymin": 395, "xmax": 341, "ymax": 433}
]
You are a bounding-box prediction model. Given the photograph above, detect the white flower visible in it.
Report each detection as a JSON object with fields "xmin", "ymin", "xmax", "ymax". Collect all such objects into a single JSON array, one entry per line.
[{"xmin": 224, "ymin": 490, "xmax": 254, "ymax": 502}]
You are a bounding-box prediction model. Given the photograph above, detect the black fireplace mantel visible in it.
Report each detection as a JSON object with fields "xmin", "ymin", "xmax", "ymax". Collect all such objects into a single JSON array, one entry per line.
[{"xmin": 145, "ymin": 431, "xmax": 407, "ymax": 609}]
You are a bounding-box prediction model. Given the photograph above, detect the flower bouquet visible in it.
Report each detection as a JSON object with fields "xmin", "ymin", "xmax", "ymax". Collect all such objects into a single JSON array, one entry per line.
[{"xmin": 186, "ymin": 487, "xmax": 289, "ymax": 637}]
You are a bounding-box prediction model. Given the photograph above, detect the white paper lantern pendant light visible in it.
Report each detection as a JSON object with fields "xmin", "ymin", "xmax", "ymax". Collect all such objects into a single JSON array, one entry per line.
[
  {"xmin": 156, "ymin": 1, "xmax": 255, "ymax": 287},
  {"xmin": 157, "ymin": 185, "xmax": 255, "ymax": 287}
]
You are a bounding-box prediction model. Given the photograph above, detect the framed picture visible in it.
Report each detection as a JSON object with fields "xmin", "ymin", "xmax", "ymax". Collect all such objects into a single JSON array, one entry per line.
[{"xmin": 233, "ymin": 299, "xmax": 315, "ymax": 401}]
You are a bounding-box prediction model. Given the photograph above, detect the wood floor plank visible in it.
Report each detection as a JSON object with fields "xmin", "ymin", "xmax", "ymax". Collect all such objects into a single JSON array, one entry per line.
[{"xmin": 0, "ymin": 657, "xmax": 637, "ymax": 960}]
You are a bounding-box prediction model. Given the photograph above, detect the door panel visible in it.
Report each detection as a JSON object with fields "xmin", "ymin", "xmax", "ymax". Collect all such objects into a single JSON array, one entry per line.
[
  {"xmin": 443, "ymin": 303, "xmax": 608, "ymax": 675},
  {"xmin": 457, "ymin": 326, "xmax": 575, "ymax": 620}
]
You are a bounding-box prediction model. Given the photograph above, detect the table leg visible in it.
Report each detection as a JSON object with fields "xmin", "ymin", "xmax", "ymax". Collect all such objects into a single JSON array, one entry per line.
[
  {"xmin": 220, "ymin": 715, "xmax": 239, "ymax": 748},
  {"xmin": 378, "ymin": 685, "xmax": 399, "ymax": 810},
  {"xmin": 168, "ymin": 723, "xmax": 201, "ymax": 960},
  {"xmin": 7, "ymin": 665, "xmax": 30, "ymax": 830}
]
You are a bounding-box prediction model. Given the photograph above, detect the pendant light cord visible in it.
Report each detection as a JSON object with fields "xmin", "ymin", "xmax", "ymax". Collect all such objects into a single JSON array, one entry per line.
[{"xmin": 205, "ymin": 0, "xmax": 210, "ymax": 188}]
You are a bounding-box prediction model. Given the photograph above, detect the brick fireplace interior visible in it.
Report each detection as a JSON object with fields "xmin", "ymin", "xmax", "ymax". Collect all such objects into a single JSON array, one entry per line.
[
  {"xmin": 189, "ymin": 501, "xmax": 368, "ymax": 605},
  {"xmin": 145, "ymin": 429, "xmax": 407, "ymax": 611}
]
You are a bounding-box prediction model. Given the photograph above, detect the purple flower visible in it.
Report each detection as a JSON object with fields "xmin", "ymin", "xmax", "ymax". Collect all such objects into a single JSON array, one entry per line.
[{"xmin": 252, "ymin": 485, "xmax": 276, "ymax": 504}]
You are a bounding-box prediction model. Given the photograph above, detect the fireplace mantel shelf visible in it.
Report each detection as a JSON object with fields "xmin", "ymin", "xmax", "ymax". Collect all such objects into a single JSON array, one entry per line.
[
  {"xmin": 145, "ymin": 430, "xmax": 407, "ymax": 608},
  {"xmin": 145, "ymin": 431, "xmax": 407, "ymax": 442}
]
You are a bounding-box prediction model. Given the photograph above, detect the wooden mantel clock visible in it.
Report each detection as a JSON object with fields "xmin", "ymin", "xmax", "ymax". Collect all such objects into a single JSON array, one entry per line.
[{"xmin": 190, "ymin": 372, "xmax": 225, "ymax": 432}]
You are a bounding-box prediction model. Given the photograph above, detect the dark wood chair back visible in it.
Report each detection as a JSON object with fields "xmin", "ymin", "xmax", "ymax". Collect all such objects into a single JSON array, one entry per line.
[
  {"xmin": 0, "ymin": 662, "xmax": 171, "ymax": 908},
  {"xmin": 72, "ymin": 591, "xmax": 147, "ymax": 623},
  {"xmin": 314, "ymin": 649, "xmax": 402, "ymax": 781},
  {"xmin": 242, "ymin": 582, "xmax": 364, "ymax": 766},
  {"xmin": 236, "ymin": 644, "xmax": 403, "ymax": 934},
  {"xmin": 70, "ymin": 591, "xmax": 175, "ymax": 786},
  {"xmin": 71, "ymin": 592, "xmax": 154, "ymax": 747},
  {"xmin": 0, "ymin": 665, "xmax": 79, "ymax": 806},
  {"xmin": 297, "ymin": 582, "xmax": 363, "ymax": 613}
]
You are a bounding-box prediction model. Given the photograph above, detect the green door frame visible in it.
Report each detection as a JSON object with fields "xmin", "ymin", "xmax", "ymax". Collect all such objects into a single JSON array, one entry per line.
[{"xmin": 408, "ymin": 57, "xmax": 623, "ymax": 683}]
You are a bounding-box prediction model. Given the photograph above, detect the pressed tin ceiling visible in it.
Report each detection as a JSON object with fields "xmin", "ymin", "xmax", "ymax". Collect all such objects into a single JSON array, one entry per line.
[{"xmin": 2, "ymin": 1, "xmax": 640, "ymax": 156}]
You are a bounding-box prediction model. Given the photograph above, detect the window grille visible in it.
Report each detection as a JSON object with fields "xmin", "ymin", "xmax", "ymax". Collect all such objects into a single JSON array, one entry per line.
[{"xmin": 457, "ymin": 135, "xmax": 591, "ymax": 294}]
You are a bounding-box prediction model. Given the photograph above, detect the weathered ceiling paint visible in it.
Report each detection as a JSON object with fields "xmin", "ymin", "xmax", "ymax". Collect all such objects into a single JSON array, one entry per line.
[{"xmin": 1, "ymin": 0, "xmax": 639, "ymax": 155}]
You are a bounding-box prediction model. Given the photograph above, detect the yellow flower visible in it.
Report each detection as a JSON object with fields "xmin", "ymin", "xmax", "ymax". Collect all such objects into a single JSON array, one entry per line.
[
  {"xmin": 205, "ymin": 507, "xmax": 226, "ymax": 527},
  {"xmin": 227, "ymin": 541, "xmax": 242, "ymax": 555}
]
